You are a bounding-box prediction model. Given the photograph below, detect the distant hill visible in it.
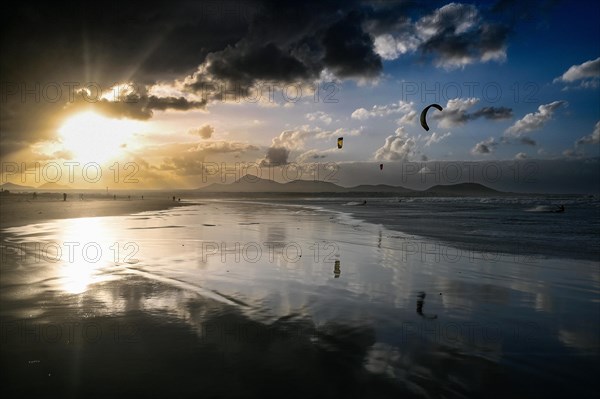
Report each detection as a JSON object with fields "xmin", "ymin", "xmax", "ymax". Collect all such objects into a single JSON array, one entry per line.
[
  {"xmin": 37, "ymin": 182, "xmax": 72, "ymax": 190},
  {"xmin": 199, "ymin": 177, "xmax": 284, "ymax": 193},
  {"xmin": 0, "ymin": 182, "xmax": 36, "ymax": 191},
  {"xmin": 196, "ymin": 175, "xmax": 501, "ymax": 196},
  {"xmin": 284, "ymin": 179, "xmax": 346, "ymax": 193},
  {"xmin": 348, "ymin": 184, "xmax": 413, "ymax": 193},
  {"xmin": 424, "ymin": 183, "xmax": 500, "ymax": 196},
  {"xmin": 198, "ymin": 176, "xmax": 345, "ymax": 193}
]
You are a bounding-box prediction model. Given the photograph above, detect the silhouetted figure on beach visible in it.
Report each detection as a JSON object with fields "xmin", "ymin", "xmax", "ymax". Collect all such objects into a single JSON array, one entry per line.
[
  {"xmin": 113, "ymin": 194, "xmax": 116, "ymax": 200},
  {"xmin": 172, "ymin": 196, "xmax": 176, "ymax": 201},
  {"xmin": 128, "ymin": 195, "xmax": 131, "ymax": 200},
  {"xmin": 32, "ymin": 192, "xmax": 37, "ymax": 200},
  {"xmin": 178, "ymin": 198, "xmax": 181, "ymax": 202},
  {"xmin": 416, "ymin": 291, "xmax": 437, "ymax": 319},
  {"xmin": 334, "ymin": 260, "xmax": 341, "ymax": 278},
  {"xmin": 142, "ymin": 195, "xmax": 144, "ymax": 200},
  {"xmin": 63, "ymin": 193, "xmax": 67, "ymax": 201}
]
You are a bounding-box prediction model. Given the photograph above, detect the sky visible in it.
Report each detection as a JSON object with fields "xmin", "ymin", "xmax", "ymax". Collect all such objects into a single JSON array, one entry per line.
[{"xmin": 1, "ymin": 0, "xmax": 599, "ymax": 192}]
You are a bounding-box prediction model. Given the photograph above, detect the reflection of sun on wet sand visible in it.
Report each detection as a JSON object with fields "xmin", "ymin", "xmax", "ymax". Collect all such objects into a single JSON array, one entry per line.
[
  {"xmin": 1, "ymin": 276, "xmax": 412, "ymax": 398},
  {"xmin": 0, "ymin": 194, "xmax": 192, "ymax": 228},
  {"xmin": 1, "ymin": 199, "xmax": 599, "ymax": 398}
]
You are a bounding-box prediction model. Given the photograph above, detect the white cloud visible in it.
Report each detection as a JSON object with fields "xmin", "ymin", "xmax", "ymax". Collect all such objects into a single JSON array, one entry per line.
[
  {"xmin": 268, "ymin": 125, "xmax": 362, "ymax": 152},
  {"xmin": 432, "ymin": 97, "xmax": 478, "ymax": 128},
  {"xmin": 315, "ymin": 126, "xmax": 362, "ymax": 141},
  {"xmin": 351, "ymin": 101, "xmax": 416, "ymax": 122},
  {"xmin": 373, "ymin": 33, "xmax": 420, "ymax": 60},
  {"xmin": 423, "ymin": 131, "xmax": 451, "ymax": 146},
  {"xmin": 374, "ymin": 127, "xmax": 416, "ymax": 161},
  {"xmin": 270, "ymin": 129, "xmax": 314, "ymax": 150},
  {"xmin": 471, "ymin": 137, "xmax": 497, "ymax": 155},
  {"xmin": 369, "ymin": 3, "xmax": 508, "ymax": 69},
  {"xmin": 575, "ymin": 121, "xmax": 600, "ymax": 146},
  {"xmin": 397, "ymin": 110, "xmax": 418, "ymax": 125},
  {"xmin": 305, "ymin": 111, "xmax": 332, "ymax": 125},
  {"xmin": 554, "ymin": 57, "xmax": 600, "ymax": 87},
  {"xmin": 415, "ymin": 4, "xmax": 507, "ymax": 69},
  {"xmin": 416, "ymin": 3, "xmax": 480, "ymax": 40},
  {"xmin": 504, "ymin": 101, "xmax": 567, "ymax": 137},
  {"xmin": 514, "ymin": 152, "xmax": 527, "ymax": 160},
  {"xmin": 562, "ymin": 148, "xmax": 583, "ymax": 158},
  {"xmin": 351, "ymin": 108, "xmax": 370, "ymax": 120}
]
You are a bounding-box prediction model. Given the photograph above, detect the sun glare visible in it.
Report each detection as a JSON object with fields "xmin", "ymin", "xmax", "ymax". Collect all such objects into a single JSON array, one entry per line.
[
  {"xmin": 59, "ymin": 112, "xmax": 141, "ymax": 164},
  {"xmin": 57, "ymin": 217, "xmax": 117, "ymax": 294}
]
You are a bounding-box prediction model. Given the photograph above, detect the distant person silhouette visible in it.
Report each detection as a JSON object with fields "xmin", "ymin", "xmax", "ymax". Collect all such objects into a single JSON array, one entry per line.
[
  {"xmin": 113, "ymin": 194, "xmax": 116, "ymax": 200},
  {"xmin": 334, "ymin": 260, "xmax": 341, "ymax": 278},
  {"xmin": 63, "ymin": 193, "xmax": 67, "ymax": 201},
  {"xmin": 172, "ymin": 196, "xmax": 176, "ymax": 201},
  {"xmin": 416, "ymin": 291, "xmax": 437, "ymax": 319}
]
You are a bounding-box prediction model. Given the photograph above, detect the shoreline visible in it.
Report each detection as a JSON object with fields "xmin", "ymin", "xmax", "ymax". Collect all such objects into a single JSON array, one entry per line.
[
  {"xmin": 235, "ymin": 197, "xmax": 600, "ymax": 263},
  {"xmin": 3, "ymin": 194, "xmax": 597, "ymax": 262},
  {"xmin": 0, "ymin": 194, "xmax": 193, "ymax": 229}
]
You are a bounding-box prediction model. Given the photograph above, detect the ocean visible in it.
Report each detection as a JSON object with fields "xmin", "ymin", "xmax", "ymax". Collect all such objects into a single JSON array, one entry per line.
[{"xmin": 280, "ymin": 195, "xmax": 600, "ymax": 261}]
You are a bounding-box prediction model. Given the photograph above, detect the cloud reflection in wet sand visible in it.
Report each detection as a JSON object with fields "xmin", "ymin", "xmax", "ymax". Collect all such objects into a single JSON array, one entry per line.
[{"xmin": 1, "ymin": 202, "xmax": 599, "ymax": 397}]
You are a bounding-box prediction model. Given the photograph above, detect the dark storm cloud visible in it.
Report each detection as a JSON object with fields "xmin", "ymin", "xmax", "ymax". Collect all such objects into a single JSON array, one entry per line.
[
  {"xmin": 321, "ymin": 11, "xmax": 382, "ymax": 78},
  {"xmin": 205, "ymin": 42, "xmax": 313, "ymax": 84},
  {"xmin": 63, "ymin": 93, "xmax": 208, "ymax": 121},
  {"xmin": 520, "ymin": 137, "xmax": 537, "ymax": 146},
  {"xmin": 433, "ymin": 99, "xmax": 513, "ymax": 128},
  {"xmin": 362, "ymin": 0, "xmax": 424, "ymax": 35},
  {"xmin": 1, "ymin": 1, "xmax": 252, "ymax": 83},
  {"xmin": 190, "ymin": 125, "xmax": 215, "ymax": 139},
  {"xmin": 260, "ymin": 147, "xmax": 290, "ymax": 166},
  {"xmin": 472, "ymin": 143, "xmax": 492, "ymax": 154},
  {"xmin": 471, "ymin": 107, "xmax": 513, "ymax": 120},
  {"xmin": 2, "ymin": 0, "xmax": 392, "ymax": 155},
  {"xmin": 471, "ymin": 138, "xmax": 498, "ymax": 155},
  {"xmin": 1, "ymin": 0, "xmax": 250, "ymax": 156},
  {"xmin": 186, "ymin": 1, "xmax": 385, "ymax": 89},
  {"xmin": 1, "ymin": 0, "xmax": 521, "ymax": 156},
  {"xmin": 146, "ymin": 96, "xmax": 207, "ymax": 112},
  {"xmin": 420, "ymin": 23, "xmax": 510, "ymax": 68}
]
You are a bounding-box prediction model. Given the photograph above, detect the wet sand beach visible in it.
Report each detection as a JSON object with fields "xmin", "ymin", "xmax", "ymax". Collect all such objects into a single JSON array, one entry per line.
[
  {"xmin": 0, "ymin": 194, "xmax": 191, "ymax": 229},
  {"xmin": 1, "ymin": 199, "xmax": 599, "ymax": 398}
]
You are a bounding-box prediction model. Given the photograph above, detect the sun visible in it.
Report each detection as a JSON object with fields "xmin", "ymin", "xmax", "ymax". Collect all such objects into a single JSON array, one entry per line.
[{"xmin": 58, "ymin": 111, "xmax": 142, "ymax": 164}]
